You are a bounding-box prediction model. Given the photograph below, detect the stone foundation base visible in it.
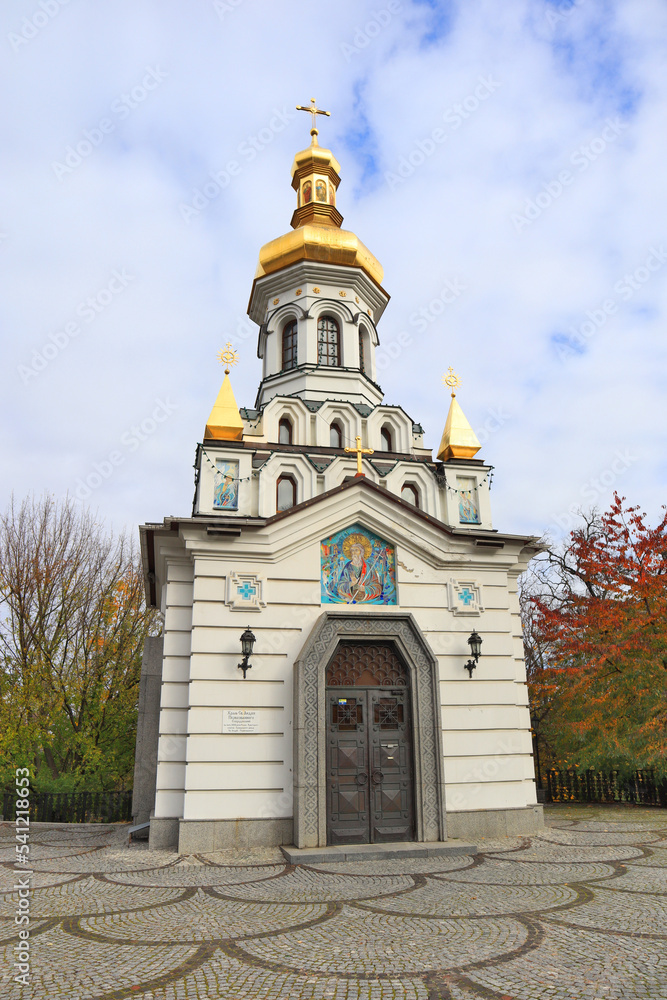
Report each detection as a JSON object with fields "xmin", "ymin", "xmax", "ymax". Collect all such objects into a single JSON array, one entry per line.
[
  {"xmin": 150, "ymin": 808, "xmax": 542, "ymax": 853},
  {"xmin": 446, "ymin": 805, "xmax": 544, "ymax": 840},
  {"xmin": 177, "ymin": 818, "xmax": 293, "ymax": 854},
  {"xmin": 148, "ymin": 816, "xmax": 179, "ymax": 851}
]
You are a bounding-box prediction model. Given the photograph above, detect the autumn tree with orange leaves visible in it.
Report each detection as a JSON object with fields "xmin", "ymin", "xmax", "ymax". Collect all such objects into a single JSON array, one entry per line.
[
  {"xmin": 0, "ymin": 495, "xmax": 161, "ymax": 791},
  {"xmin": 522, "ymin": 494, "xmax": 667, "ymax": 778}
]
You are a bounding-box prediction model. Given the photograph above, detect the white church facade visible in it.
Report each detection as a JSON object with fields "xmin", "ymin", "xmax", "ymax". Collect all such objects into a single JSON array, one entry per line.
[{"xmin": 135, "ymin": 105, "xmax": 543, "ymax": 853}]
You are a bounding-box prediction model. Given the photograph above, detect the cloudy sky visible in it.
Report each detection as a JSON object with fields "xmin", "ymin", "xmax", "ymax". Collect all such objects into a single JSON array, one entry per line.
[{"xmin": 2, "ymin": 0, "xmax": 665, "ymax": 544}]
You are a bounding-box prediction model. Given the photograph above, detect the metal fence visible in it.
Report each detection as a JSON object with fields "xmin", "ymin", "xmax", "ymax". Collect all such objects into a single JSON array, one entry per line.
[
  {"xmin": 544, "ymin": 768, "xmax": 667, "ymax": 807},
  {"xmin": 2, "ymin": 790, "xmax": 133, "ymax": 823}
]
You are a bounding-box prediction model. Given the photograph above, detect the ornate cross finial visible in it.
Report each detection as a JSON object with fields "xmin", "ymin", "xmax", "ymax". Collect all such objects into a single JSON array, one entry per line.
[
  {"xmin": 217, "ymin": 341, "xmax": 239, "ymax": 375},
  {"xmin": 344, "ymin": 435, "xmax": 374, "ymax": 476},
  {"xmin": 442, "ymin": 366, "xmax": 462, "ymax": 397},
  {"xmin": 296, "ymin": 97, "xmax": 330, "ymax": 142}
]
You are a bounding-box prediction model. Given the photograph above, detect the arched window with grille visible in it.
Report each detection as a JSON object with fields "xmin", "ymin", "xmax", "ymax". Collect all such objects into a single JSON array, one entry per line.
[
  {"xmin": 330, "ymin": 422, "xmax": 343, "ymax": 448},
  {"xmin": 278, "ymin": 417, "xmax": 293, "ymax": 445},
  {"xmin": 359, "ymin": 324, "xmax": 372, "ymax": 375},
  {"xmin": 276, "ymin": 475, "xmax": 296, "ymax": 511},
  {"xmin": 317, "ymin": 315, "xmax": 341, "ymax": 367},
  {"xmin": 401, "ymin": 483, "xmax": 420, "ymax": 508},
  {"xmin": 282, "ymin": 320, "xmax": 298, "ymax": 370},
  {"xmin": 380, "ymin": 426, "xmax": 393, "ymax": 452}
]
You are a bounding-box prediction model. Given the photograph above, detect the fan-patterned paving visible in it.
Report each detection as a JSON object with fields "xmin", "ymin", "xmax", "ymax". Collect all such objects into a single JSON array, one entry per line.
[{"xmin": 1, "ymin": 808, "xmax": 666, "ymax": 999}]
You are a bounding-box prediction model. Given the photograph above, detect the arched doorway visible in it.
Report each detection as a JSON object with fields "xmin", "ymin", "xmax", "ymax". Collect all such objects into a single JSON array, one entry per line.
[
  {"xmin": 326, "ymin": 642, "xmax": 414, "ymax": 844},
  {"xmin": 293, "ymin": 611, "xmax": 446, "ymax": 849}
]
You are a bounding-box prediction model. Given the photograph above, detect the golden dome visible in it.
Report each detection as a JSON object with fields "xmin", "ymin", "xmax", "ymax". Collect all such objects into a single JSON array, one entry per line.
[
  {"xmin": 255, "ymin": 224, "xmax": 384, "ymax": 286},
  {"xmin": 253, "ymin": 135, "xmax": 384, "ymax": 288},
  {"xmin": 437, "ymin": 394, "xmax": 481, "ymax": 462},
  {"xmin": 205, "ymin": 371, "xmax": 244, "ymax": 441}
]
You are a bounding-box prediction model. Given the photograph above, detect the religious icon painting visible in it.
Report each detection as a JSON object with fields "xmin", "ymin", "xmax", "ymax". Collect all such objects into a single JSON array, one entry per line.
[
  {"xmin": 315, "ymin": 179, "xmax": 327, "ymax": 202},
  {"xmin": 457, "ymin": 476, "xmax": 480, "ymax": 524},
  {"xmin": 302, "ymin": 180, "xmax": 312, "ymax": 204},
  {"xmin": 214, "ymin": 460, "xmax": 239, "ymax": 510},
  {"xmin": 321, "ymin": 523, "xmax": 397, "ymax": 605}
]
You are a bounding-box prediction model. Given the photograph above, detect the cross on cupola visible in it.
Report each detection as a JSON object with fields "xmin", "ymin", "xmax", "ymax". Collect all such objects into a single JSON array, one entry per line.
[
  {"xmin": 296, "ymin": 97, "xmax": 330, "ymax": 145},
  {"xmin": 345, "ymin": 436, "xmax": 374, "ymax": 476}
]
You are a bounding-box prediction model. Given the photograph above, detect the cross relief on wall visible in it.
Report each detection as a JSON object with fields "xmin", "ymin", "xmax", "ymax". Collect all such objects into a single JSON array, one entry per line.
[
  {"xmin": 448, "ymin": 580, "xmax": 483, "ymax": 616},
  {"xmin": 225, "ymin": 571, "xmax": 267, "ymax": 612}
]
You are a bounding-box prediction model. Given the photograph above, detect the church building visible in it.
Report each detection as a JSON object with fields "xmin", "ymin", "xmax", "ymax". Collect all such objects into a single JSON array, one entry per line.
[{"xmin": 135, "ymin": 101, "xmax": 543, "ymax": 853}]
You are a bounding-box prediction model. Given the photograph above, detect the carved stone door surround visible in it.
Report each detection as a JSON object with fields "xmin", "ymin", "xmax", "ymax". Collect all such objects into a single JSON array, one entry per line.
[{"xmin": 293, "ymin": 611, "xmax": 446, "ymax": 848}]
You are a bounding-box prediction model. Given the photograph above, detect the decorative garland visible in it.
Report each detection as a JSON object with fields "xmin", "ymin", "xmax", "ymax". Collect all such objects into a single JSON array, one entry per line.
[
  {"xmin": 438, "ymin": 468, "xmax": 494, "ymax": 494},
  {"xmin": 202, "ymin": 444, "xmax": 493, "ymax": 494},
  {"xmin": 200, "ymin": 448, "xmax": 258, "ymax": 482}
]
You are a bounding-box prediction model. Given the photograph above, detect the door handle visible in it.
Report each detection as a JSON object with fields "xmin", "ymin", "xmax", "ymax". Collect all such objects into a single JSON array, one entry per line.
[
  {"xmin": 356, "ymin": 771, "xmax": 368, "ymax": 785},
  {"xmin": 371, "ymin": 771, "xmax": 384, "ymax": 784}
]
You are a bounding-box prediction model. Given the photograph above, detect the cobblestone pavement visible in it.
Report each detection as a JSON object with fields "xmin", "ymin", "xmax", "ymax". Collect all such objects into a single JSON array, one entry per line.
[{"xmin": 1, "ymin": 806, "xmax": 666, "ymax": 999}]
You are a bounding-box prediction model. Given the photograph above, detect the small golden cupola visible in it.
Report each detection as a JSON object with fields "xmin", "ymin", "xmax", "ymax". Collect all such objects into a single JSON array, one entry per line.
[
  {"xmin": 253, "ymin": 98, "xmax": 385, "ymax": 289},
  {"xmin": 204, "ymin": 343, "xmax": 244, "ymax": 441},
  {"xmin": 437, "ymin": 369, "xmax": 481, "ymax": 462},
  {"xmin": 291, "ymin": 98, "xmax": 343, "ymax": 230}
]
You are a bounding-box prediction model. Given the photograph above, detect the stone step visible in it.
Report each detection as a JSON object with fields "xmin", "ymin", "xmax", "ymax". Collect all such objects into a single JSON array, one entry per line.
[{"xmin": 281, "ymin": 839, "xmax": 477, "ymax": 864}]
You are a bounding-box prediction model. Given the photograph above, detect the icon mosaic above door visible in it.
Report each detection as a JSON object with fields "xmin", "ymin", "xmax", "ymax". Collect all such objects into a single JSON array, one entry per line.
[{"xmin": 321, "ymin": 524, "xmax": 396, "ymax": 605}]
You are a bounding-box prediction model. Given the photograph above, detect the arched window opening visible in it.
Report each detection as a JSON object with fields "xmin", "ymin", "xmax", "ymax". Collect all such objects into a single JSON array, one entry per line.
[
  {"xmin": 317, "ymin": 315, "xmax": 341, "ymax": 367},
  {"xmin": 330, "ymin": 422, "xmax": 343, "ymax": 448},
  {"xmin": 359, "ymin": 327, "xmax": 366, "ymax": 373},
  {"xmin": 277, "ymin": 475, "xmax": 297, "ymax": 511},
  {"xmin": 401, "ymin": 483, "xmax": 420, "ymax": 508},
  {"xmin": 282, "ymin": 320, "xmax": 298, "ymax": 371},
  {"xmin": 380, "ymin": 426, "xmax": 393, "ymax": 452},
  {"xmin": 278, "ymin": 417, "xmax": 293, "ymax": 445}
]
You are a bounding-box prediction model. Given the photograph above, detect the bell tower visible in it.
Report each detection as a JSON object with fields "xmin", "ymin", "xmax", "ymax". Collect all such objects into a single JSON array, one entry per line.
[{"xmin": 248, "ymin": 99, "xmax": 388, "ymax": 410}]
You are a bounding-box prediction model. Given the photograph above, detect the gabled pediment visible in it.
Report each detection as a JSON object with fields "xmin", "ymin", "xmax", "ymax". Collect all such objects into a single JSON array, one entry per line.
[{"xmin": 178, "ymin": 476, "xmax": 531, "ymax": 571}]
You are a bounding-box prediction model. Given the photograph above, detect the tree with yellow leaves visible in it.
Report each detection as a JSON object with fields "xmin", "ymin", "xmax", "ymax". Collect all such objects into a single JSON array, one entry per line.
[{"xmin": 0, "ymin": 494, "xmax": 160, "ymax": 791}]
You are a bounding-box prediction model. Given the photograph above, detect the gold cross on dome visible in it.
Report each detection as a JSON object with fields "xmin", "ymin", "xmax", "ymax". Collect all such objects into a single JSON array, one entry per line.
[
  {"xmin": 217, "ymin": 341, "xmax": 239, "ymax": 374},
  {"xmin": 442, "ymin": 366, "xmax": 462, "ymax": 396},
  {"xmin": 296, "ymin": 97, "xmax": 330, "ymax": 139},
  {"xmin": 344, "ymin": 435, "xmax": 374, "ymax": 475}
]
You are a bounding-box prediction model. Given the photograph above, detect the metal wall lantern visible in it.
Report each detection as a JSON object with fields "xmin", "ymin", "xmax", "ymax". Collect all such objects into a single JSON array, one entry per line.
[
  {"xmin": 464, "ymin": 630, "xmax": 483, "ymax": 677},
  {"xmin": 237, "ymin": 627, "xmax": 256, "ymax": 678}
]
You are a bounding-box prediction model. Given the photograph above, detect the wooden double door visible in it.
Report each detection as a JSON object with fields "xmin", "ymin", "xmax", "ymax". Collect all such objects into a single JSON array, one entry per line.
[{"xmin": 325, "ymin": 643, "xmax": 415, "ymax": 845}]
